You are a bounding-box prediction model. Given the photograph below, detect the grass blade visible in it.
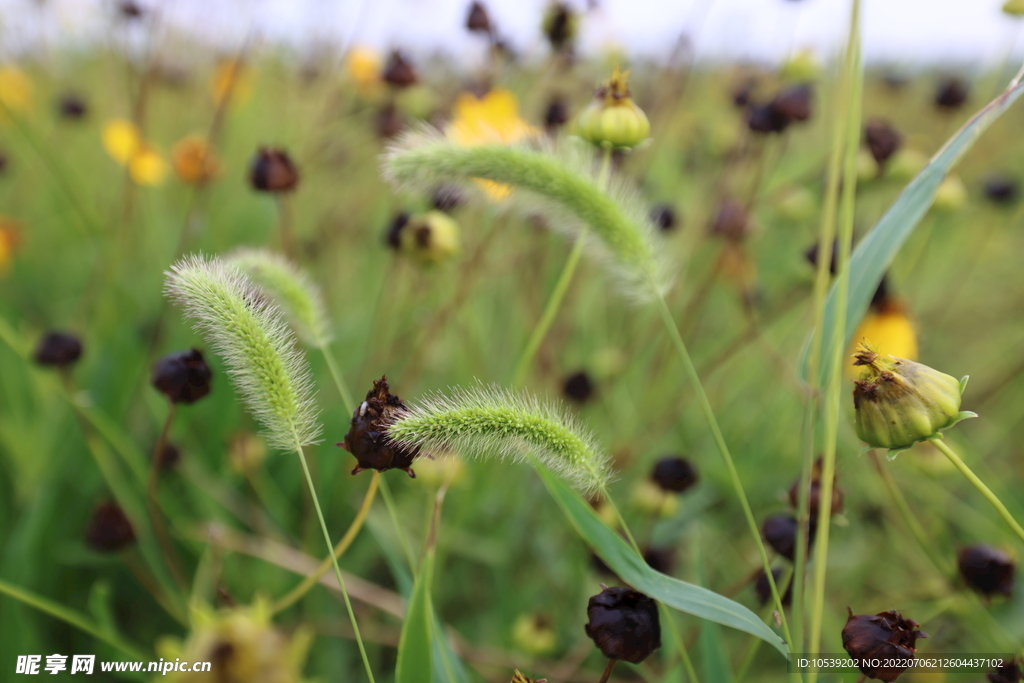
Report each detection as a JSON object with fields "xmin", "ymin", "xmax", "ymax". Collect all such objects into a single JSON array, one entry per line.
[
  {"xmin": 536, "ymin": 467, "xmax": 789, "ymax": 658},
  {"xmin": 396, "ymin": 552, "xmax": 435, "ymax": 683},
  {"xmin": 806, "ymin": 64, "xmax": 1024, "ymax": 387}
]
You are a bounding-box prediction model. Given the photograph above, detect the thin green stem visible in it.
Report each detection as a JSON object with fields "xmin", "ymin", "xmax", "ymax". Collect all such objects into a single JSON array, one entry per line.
[
  {"xmin": 808, "ymin": 3, "xmax": 862, "ymax": 679},
  {"xmin": 378, "ymin": 476, "xmax": 418, "ymax": 571},
  {"xmin": 147, "ymin": 403, "xmax": 188, "ymax": 591},
  {"xmin": 653, "ymin": 293, "xmax": 793, "ymax": 648},
  {"xmin": 320, "ymin": 344, "xmax": 356, "ymax": 414},
  {"xmin": 929, "ymin": 437, "xmax": 1024, "ymax": 544},
  {"xmin": 292, "ymin": 435, "xmax": 376, "ymax": 683},
  {"xmin": 272, "ymin": 471, "xmax": 380, "ymax": 614},
  {"xmin": 510, "ymin": 146, "xmax": 613, "ymax": 385},
  {"xmin": 793, "ymin": 23, "xmax": 851, "ymax": 659},
  {"xmin": 0, "ymin": 578, "xmax": 149, "ymax": 661}
]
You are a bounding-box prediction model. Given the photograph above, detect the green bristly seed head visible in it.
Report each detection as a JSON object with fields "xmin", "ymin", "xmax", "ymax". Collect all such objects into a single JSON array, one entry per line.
[
  {"xmin": 226, "ymin": 247, "xmax": 332, "ymax": 348},
  {"xmin": 383, "ymin": 132, "xmax": 670, "ymax": 300},
  {"xmin": 165, "ymin": 254, "xmax": 321, "ymax": 450},
  {"xmin": 385, "ymin": 384, "xmax": 611, "ymax": 493}
]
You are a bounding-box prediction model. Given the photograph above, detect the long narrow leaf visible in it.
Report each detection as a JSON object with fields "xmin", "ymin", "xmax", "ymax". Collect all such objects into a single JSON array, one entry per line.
[
  {"xmin": 537, "ymin": 467, "xmax": 789, "ymax": 657},
  {"xmin": 807, "ymin": 67, "xmax": 1024, "ymax": 387},
  {"xmin": 396, "ymin": 552, "xmax": 435, "ymax": 683}
]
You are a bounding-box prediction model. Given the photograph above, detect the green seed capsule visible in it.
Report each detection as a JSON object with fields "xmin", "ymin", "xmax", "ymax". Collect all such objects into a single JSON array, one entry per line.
[
  {"xmin": 574, "ymin": 67, "xmax": 650, "ymax": 150},
  {"xmin": 851, "ymin": 342, "xmax": 975, "ymax": 456},
  {"xmin": 399, "ymin": 210, "xmax": 460, "ymax": 265}
]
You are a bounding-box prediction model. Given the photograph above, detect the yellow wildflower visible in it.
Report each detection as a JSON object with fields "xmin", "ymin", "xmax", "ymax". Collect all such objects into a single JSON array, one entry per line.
[
  {"xmin": 101, "ymin": 119, "xmax": 168, "ymax": 186},
  {"xmin": 128, "ymin": 144, "xmax": 168, "ymax": 186},
  {"xmin": 0, "ymin": 66, "xmax": 33, "ymax": 117},
  {"xmin": 847, "ymin": 298, "xmax": 918, "ymax": 380},
  {"xmin": 209, "ymin": 59, "xmax": 253, "ymax": 107},
  {"xmin": 0, "ymin": 217, "xmax": 20, "ymax": 275},
  {"xmin": 172, "ymin": 135, "xmax": 220, "ymax": 185},
  {"xmin": 345, "ymin": 45, "xmax": 382, "ymax": 94},
  {"xmin": 447, "ymin": 88, "xmax": 536, "ymax": 200}
]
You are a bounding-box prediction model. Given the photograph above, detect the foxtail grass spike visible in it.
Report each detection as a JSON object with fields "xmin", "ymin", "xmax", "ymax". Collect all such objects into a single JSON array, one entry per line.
[
  {"xmin": 385, "ymin": 384, "xmax": 611, "ymax": 493},
  {"xmin": 383, "ymin": 131, "xmax": 670, "ymax": 300},
  {"xmin": 227, "ymin": 247, "xmax": 332, "ymax": 347},
  {"xmin": 165, "ymin": 254, "xmax": 321, "ymax": 449}
]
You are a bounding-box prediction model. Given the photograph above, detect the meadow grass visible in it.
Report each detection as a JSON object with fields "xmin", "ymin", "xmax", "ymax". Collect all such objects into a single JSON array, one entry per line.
[{"xmin": 2, "ymin": 33, "xmax": 1024, "ymax": 683}]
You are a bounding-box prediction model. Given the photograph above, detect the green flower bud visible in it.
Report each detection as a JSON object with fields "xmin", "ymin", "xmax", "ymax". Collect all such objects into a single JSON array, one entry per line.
[
  {"xmin": 851, "ymin": 342, "xmax": 976, "ymax": 458},
  {"xmin": 399, "ymin": 210, "xmax": 460, "ymax": 264},
  {"xmin": 1004, "ymin": 0, "xmax": 1024, "ymax": 16},
  {"xmin": 933, "ymin": 174, "xmax": 968, "ymax": 212},
  {"xmin": 574, "ymin": 67, "xmax": 650, "ymax": 150}
]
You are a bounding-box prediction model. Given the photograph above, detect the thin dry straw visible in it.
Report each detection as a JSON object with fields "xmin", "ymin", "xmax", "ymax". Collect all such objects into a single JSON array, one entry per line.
[
  {"xmin": 383, "ymin": 131, "xmax": 671, "ymax": 301},
  {"xmin": 386, "ymin": 384, "xmax": 612, "ymax": 493},
  {"xmin": 164, "ymin": 254, "xmax": 321, "ymax": 449}
]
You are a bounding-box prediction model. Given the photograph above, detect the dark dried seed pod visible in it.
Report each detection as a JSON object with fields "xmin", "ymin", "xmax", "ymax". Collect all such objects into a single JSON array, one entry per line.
[
  {"xmin": 338, "ymin": 376, "xmax": 419, "ymax": 477},
  {"xmin": 385, "ymin": 212, "xmax": 410, "ymax": 249},
  {"xmin": 642, "ymin": 547, "xmax": 675, "ymax": 575},
  {"xmin": 935, "ymin": 77, "xmax": 969, "ymax": 110},
  {"xmin": 987, "ymin": 658, "xmax": 1023, "ymax": 683},
  {"xmin": 754, "ymin": 567, "xmax": 793, "ymax": 606},
  {"xmin": 787, "ymin": 457, "xmax": 843, "ymax": 520},
  {"xmin": 151, "ymin": 348, "xmax": 212, "ymax": 404},
  {"xmin": 85, "ymin": 500, "xmax": 136, "ymax": 553},
  {"xmin": 119, "ymin": 1, "xmax": 144, "ymax": 19},
  {"xmin": 957, "ymin": 544, "xmax": 1015, "ymax": 597},
  {"xmin": 649, "ymin": 203, "xmax": 677, "ymax": 232},
  {"xmin": 249, "ymin": 147, "xmax": 299, "ymax": 193},
  {"xmin": 0, "ymin": 152, "xmax": 7, "ymax": 175},
  {"xmin": 841, "ymin": 608, "xmax": 928, "ymax": 683},
  {"xmin": 710, "ymin": 199, "xmax": 751, "ymax": 241},
  {"xmin": 34, "ymin": 331, "xmax": 83, "ymax": 367},
  {"xmin": 562, "ymin": 370, "xmax": 595, "ymax": 403},
  {"xmin": 542, "ymin": 3, "xmax": 577, "ymax": 51},
  {"xmin": 731, "ymin": 78, "xmax": 756, "ymax": 108},
  {"xmin": 383, "ymin": 51, "xmax": 418, "ymax": 88},
  {"xmin": 57, "ymin": 93, "xmax": 88, "ymax": 120},
  {"xmin": 762, "ymin": 514, "xmax": 815, "ymax": 562},
  {"xmin": 543, "ymin": 97, "xmax": 569, "ymax": 134},
  {"xmin": 466, "ymin": 1, "xmax": 492, "ymax": 34},
  {"xmin": 651, "ymin": 456, "xmax": 698, "ymax": 493},
  {"xmin": 584, "ymin": 586, "xmax": 661, "ymax": 664},
  {"xmin": 864, "ymin": 119, "xmax": 902, "ymax": 166},
  {"xmin": 984, "ymin": 174, "xmax": 1019, "ymax": 205},
  {"xmin": 746, "ymin": 102, "xmax": 790, "ymax": 134},
  {"xmin": 431, "ymin": 185, "xmax": 466, "ymax": 213},
  {"xmin": 770, "ymin": 84, "xmax": 813, "ymax": 123},
  {"xmin": 154, "ymin": 441, "xmax": 181, "ymax": 471}
]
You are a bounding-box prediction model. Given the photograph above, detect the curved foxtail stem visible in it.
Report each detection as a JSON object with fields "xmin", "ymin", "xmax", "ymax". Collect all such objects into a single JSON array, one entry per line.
[
  {"xmin": 386, "ymin": 384, "xmax": 612, "ymax": 494},
  {"xmin": 383, "ymin": 132, "xmax": 670, "ymax": 300}
]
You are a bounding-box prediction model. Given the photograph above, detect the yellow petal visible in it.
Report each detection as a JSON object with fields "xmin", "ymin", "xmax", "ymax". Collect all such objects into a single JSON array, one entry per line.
[
  {"xmin": 847, "ymin": 301, "xmax": 918, "ymax": 379},
  {"xmin": 209, "ymin": 59, "xmax": 253, "ymax": 107},
  {"xmin": 129, "ymin": 146, "xmax": 168, "ymax": 186},
  {"xmin": 102, "ymin": 119, "xmax": 142, "ymax": 166},
  {"xmin": 172, "ymin": 135, "xmax": 219, "ymax": 184},
  {"xmin": 0, "ymin": 66, "xmax": 33, "ymax": 114},
  {"xmin": 345, "ymin": 45, "xmax": 382, "ymax": 91}
]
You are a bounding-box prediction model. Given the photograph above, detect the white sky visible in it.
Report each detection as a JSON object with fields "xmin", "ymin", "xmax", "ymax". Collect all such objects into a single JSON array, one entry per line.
[{"xmin": 0, "ymin": 0, "xmax": 1021, "ymax": 65}]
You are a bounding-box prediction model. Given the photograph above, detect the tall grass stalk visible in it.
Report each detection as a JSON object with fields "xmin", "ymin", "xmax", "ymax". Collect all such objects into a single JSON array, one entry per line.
[
  {"xmin": 511, "ymin": 146, "xmax": 613, "ymax": 385},
  {"xmin": 653, "ymin": 293, "xmax": 793, "ymax": 650},
  {"xmin": 165, "ymin": 255, "xmax": 376, "ymax": 681},
  {"xmin": 792, "ymin": 44, "xmax": 850, "ymax": 658},
  {"xmin": 808, "ymin": 1, "xmax": 862, "ymax": 680}
]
